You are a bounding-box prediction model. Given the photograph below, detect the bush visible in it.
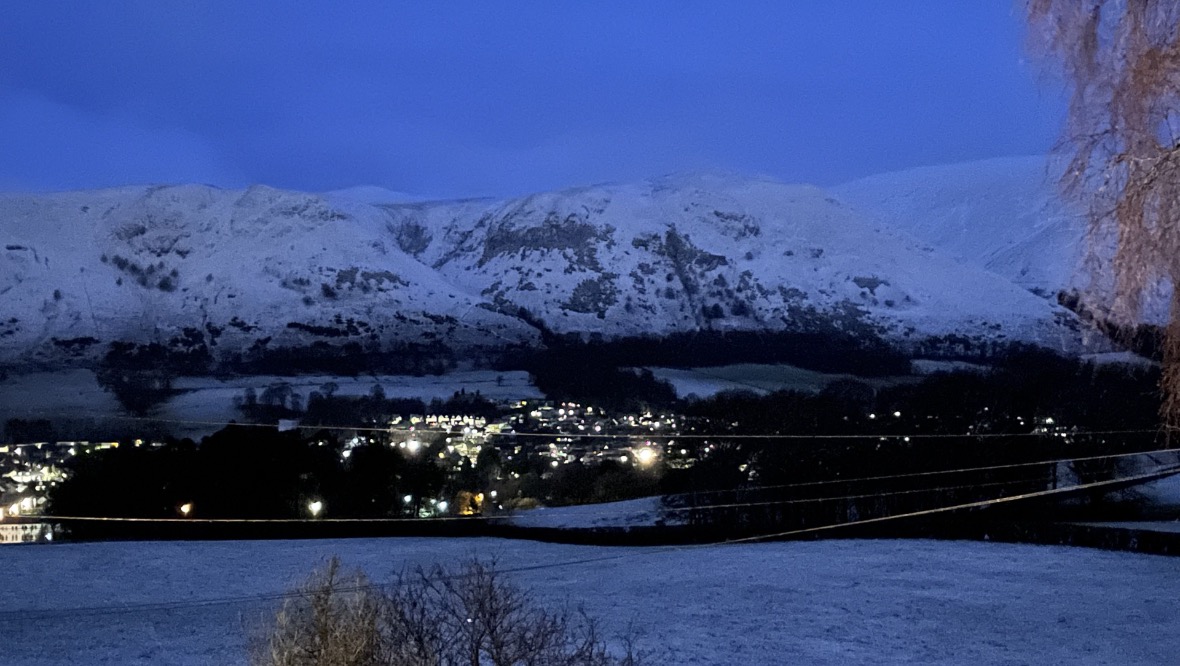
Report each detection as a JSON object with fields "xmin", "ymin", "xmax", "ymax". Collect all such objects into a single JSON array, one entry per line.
[
  {"xmin": 251, "ymin": 558, "xmax": 383, "ymax": 666},
  {"xmin": 250, "ymin": 558, "xmax": 645, "ymax": 666}
]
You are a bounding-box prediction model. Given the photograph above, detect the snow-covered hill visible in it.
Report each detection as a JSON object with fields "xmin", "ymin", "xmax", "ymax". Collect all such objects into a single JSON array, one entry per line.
[
  {"xmin": 0, "ymin": 184, "xmax": 538, "ymax": 367},
  {"xmin": 833, "ymin": 156, "xmax": 1086, "ymax": 296},
  {"xmin": 385, "ymin": 170, "xmax": 1083, "ymax": 345},
  {"xmin": 0, "ymin": 171, "xmax": 1089, "ymax": 368}
]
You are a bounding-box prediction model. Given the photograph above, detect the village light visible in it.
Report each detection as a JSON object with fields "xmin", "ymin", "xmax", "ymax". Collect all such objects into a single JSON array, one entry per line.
[
  {"xmin": 179, "ymin": 502, "xmax": 193, "ymax": 517},
  {"xmin": 635, "ymin": 448, "xmax": 657, "ymax": 466},
  {"xmin": 307, "ymin": 500, "xmax": 324, "ymax": 518}
]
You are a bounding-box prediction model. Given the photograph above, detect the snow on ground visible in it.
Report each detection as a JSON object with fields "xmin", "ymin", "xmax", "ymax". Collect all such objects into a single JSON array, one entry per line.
[
  {"xmin": 0, "ymin": 538, "xmax": 1177, "ymax": 665},
  {"xmin": 1134, "ymin": 474, "xmax": 1180, "ymax": 509},
  {"xmin": 506, "ymin": 496, "xmax": 680, "ymax": 529},
  {"xmin": 645, "ymin": 364, "xmax": 917, "ymax": 399},
  {"xmin": 1077, "ymin": 520, "xmax": 1180, "ymax": 534},
  {"xmin": 0, "ymin": 370, "xmax": 541, "ymax": 439},
  {"xmin": 1081, "ymin": 351, "xmax": 1160, "ymax": 368},
  {"xmin": 910, "ymin": 359, "xmax": 990, "ymax": 375}
]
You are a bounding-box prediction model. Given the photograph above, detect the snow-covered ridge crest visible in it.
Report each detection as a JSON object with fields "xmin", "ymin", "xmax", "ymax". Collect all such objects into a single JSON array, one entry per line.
[
  {"xmin": 833, "ymin": 155, "xmax": 1086, "ymax": 296},
  {"xmin": 0, "ymin": 165, "xmax": 1090, "ymax": 368}
]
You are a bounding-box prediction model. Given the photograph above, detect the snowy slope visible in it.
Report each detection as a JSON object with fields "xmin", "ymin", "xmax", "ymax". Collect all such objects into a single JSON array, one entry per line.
[
  {"xmin": 833, "ymin": 156, "xmax": 1086, "ymax": 296},
  {"xmin": 0, "ymin": 172, "xmax": 1090, "ymax": 367},
  {"xmin": 0, "ymin": 184, "xmax": 538, "ymax": 366},
  {"xmin": 321, "ymin": 185, "xmax": 425, "ymax": 205},
  {"xmin": 386, "ymin": 171, "xmax": 1085, "ymax": 346},
  {"xmin": 1, "ymin": 537, "xmax": 1177, "ymax": 665}
]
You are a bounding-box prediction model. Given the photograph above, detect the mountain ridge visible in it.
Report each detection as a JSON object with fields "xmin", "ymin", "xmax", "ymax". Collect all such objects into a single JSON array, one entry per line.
[{"xmin": 0, "ymin": 164, "xmax": 1094, "ymax": 370}]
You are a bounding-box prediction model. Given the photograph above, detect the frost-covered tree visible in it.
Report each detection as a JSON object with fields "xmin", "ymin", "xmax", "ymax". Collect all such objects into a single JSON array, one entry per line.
[{"xmin": 1028, "ymin": 0, "xmax": 1180, "ymax": 424}]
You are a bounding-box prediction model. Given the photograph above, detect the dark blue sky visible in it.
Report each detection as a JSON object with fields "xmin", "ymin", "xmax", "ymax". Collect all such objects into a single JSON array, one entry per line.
[{"xmin": 0, "ymin": 2, "xmax": 1063, "ymax": 198}]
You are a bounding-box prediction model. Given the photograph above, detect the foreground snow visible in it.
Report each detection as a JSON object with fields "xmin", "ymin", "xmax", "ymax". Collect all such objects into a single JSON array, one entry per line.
[{"xmin": 1, "ymin": 538, "xmax": 1177, "ymax": 665}]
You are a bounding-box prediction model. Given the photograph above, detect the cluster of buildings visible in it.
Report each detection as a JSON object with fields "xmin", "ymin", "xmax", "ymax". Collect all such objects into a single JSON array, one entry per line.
[
  {"xmin": 0, "ymin": 441, "xmax": 138, "ymax": 521},
  {"xmin": 0, "ymin": 400, "xmax": 721, "ymax": 532},
  {"xmin": 378, "ymin": 400, "xmax": 713, "ymax": 474},
  {"xmin": 0, "ymin": 442, "xmax": 73, "ymax": 521},
  {"xmin": 0, "ymin": 441, "xmax": 102, "ymax": 544}
]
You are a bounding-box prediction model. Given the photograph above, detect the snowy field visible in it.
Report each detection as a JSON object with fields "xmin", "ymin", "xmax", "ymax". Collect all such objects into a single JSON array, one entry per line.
[
  {"xmin": 506, "ymin": 496, "xmax": 679, "ymax": 529},
  {"xmin": 1137, "ymin": 474, "xmax": 1180, "ymax": 509},
  {"xmin": 0, "ymin": 369, "xmax": 541, "ymax": 438},
  {"xmin": 1, "ymin": 537, "xmax": 1178, "ymax": 665},
  {"xmin": 644, "ymin": 364, "xmax": 918, "ymax": 399},
  {"xmin": 637, "ymin": 355, "xmax": 1157, "ymax": 400}
]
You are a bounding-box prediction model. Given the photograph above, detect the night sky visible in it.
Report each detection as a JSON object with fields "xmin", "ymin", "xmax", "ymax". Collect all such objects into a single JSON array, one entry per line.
[{"xmin": 0, "ymin": 2, "xmax": 1063, "ymax": 198}]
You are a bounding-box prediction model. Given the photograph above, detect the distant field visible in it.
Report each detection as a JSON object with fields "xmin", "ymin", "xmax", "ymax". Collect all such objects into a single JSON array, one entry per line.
[
  {"xmin": 0, "ymin": 369, "xmax": 542, "ymax": 439},
  {"xmin": 645, "ymin": 363, "xmax": 921, "ymax": 398}
]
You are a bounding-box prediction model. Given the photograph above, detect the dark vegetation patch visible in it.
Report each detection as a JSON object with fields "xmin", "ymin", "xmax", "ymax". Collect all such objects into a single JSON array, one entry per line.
[
  {"xmin": 479, "ymin": 212, "xmax": 611, "ymax": 272},
  {"xmin": 51, "ymin": 336, "xmax": 100, "ymax": 351},
  {"xmin": 104, "ymin": 254, "xmax": 179, "ymax": 292},
  {"xmin": 562, "ymin": 274, "xmax": 619, "ymax": 317},
  {"xmin": 1058, "ymin": 288, "xmax": 1164, "ymax": 360}
]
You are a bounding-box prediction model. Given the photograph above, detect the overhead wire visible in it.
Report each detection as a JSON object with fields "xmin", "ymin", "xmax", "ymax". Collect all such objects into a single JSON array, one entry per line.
[
  {"xmin": 5, "ymin": 408, "xmax": 1167, "ymax": 441},
  {"xmin": 23, "ymin": 446, "xmax": 1180, "ymax": 527},
  {"xmin": 2, "ymin": 462, "xmax": 1176, "ymax": 623}
]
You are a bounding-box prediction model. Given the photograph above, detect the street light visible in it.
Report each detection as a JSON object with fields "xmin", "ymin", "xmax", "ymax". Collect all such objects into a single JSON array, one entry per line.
[
  {"xmin": 635, "ymin": 448, "xmax": 657, "ymax": 466},
  {"xmin": 179, "ymin": 502, "xmax": 193, "ymax": 517},
  {"xmin": 308, "ymin": 500, "xmax": 324, "ymax": 518}
]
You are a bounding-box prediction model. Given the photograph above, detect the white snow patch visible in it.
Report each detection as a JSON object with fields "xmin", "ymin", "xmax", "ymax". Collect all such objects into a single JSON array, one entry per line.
[
  {"xmin": 506, "ymin": 496, "xmax": 678, "ymax": 529},
  {"xmin": 0, "ymin": 370, "xmax": 541, "ymax": 439},
  {"xmin": 1081, "ymin": 351, "xmax": 1160, "ymax": 368},
  {"xmin": 1075, "ymin": 520, "xmax": 1180, "ymax": 534},
  {"xmin": 910, "ymin": 359, "xmax": 990, "ymax": 375},
  {"xmin": 646, "ymin": 364, "xmax": 916, "ymax": 399}
]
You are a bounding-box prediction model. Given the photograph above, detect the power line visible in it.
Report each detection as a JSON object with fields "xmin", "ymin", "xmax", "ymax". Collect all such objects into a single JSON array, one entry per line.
[
  {"xmin": 662, "ymin": 474, "xmax": 1064, "ymax": 513},
  {"xmin": 24, "ymin": 446, "xmax": 1180, "ymax": 527},
  {"xmin": 720, "ymin": 463, "xmax": 1180, "ymax": 545},
  {"xmin": 2, "ymin": 462, "xmax": 1175, "ymax": 623},
  {"xmin": 671, "ymin": 444, "xmax": 1180, "ymax": 497},
  {"xmin": 13, "ymin": 445, "xmax": 1180, "ymax": 528},
  {"xmin": 7, "ymin": 409, "xmax": 1166, "ymax": 442}
]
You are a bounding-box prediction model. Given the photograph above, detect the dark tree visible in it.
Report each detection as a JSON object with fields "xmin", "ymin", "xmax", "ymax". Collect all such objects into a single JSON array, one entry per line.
[{"xmin": 95, "ymin": 342, "xmax": 176, "ymax": 417}]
